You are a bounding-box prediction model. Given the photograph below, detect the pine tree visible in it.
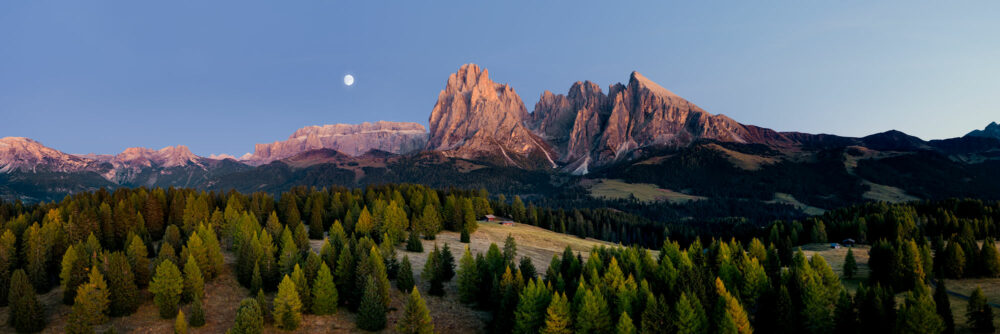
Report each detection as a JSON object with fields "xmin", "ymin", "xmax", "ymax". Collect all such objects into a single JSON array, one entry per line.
[
  {"xmin": 714, "ymin": 278, "xmax": 752, "ymax": 334},
  {"xmin": 355, "ymin": 207, "xmax": 375, "ymax": 236},
  {"xmin": 273, "ymin": 275, "xmax": 303, "ymax": 330},
  {"xmin": 576, "ymin": 288, "xmax": 612, "ymax": 334},
  {"xmin": 457, "ymin": 246, "xmax": 479, "ymax": 303},
  {"xmin": 8, "ymin": 269, "xmax": 46, "ymax": 333},
  {"xmin": 833, "ymin": 290, "xmax": 858, "ymax": 333},
  {"xmin": 896, "ymin": 285, "xmax": 944, "ymax": 334},
  {"xmin": 503, "ymin": 233, "xmax": 517, "ymax": 263},
  {"xmin": 0, "ymin": 230, "xmax": 16, "ymax": 307},
  {"xmin": 230, "ymin": 298, "xmax": 263, "ymax": 334},
  {"xmin": 127, "ymin": 234, "xmax": 151, "ymax": 287},
  {"xmin": 641, "ymin": 296, "xmax": 669, "ymax": 334},
  {"xmin": 674, "ymin": 292, "xmax": 707, "ymax": 334},
  {"xmin": 397, "ymin": 255, "xmax": 415, "ymax": 292},
  {"xmin": 397, "ymin": 288, "xmax": 435, "ymax": 334},
  {"xmin": 334, "ymin": 245, "xmax": 355, "ymax": 306},
  {"xmin": 980, "ymin": 238, "xmax": 1000, "ymax": 277},
  {"xmin": 541, "ymin": 292, "xmax": 572, "ymax": 334},
  {"xmin": 183, "ymin": 255, "xmax": 205, "ymax": 303},
  {"xmin": 416, "ymin": 204, "xmax": 442, "ymax": 239},
  {"xmin": 424, "ymin": 244, "xmax": 444, "ymax": 296},
  {"xmin": 440, "ymin": 243, "xmax": 456, "ymax": 281},
  {"xmin": 406, "ymin": 231, "xmax": 424, "ymax": 252},
  {"xmin": 967, "ymin": 287, "xmax": 996, "ymax": 333},
  {"xmin": 357, "ymin": 276, "xmax": 387, "ymax": 331},
  {"xmin": 616, "ymin": 312, "xmax": 637, "ymax": 334},
  {"xmin": 311, "ymin": 262, "xmax": 338, "ymax": 315},
  {"xmin": 943, "ymin": 241, "xmax": 965, "ymax": 278},
  {"xmin": 933, "ymin": 279, "xmax": 955, "ymax": 334},
  {"xmin": 290, "ymin": 264, "xmax": 310, "ymax": 313},
  {"xmin": 460, "ymin": 227, "xmax": 470, "ymax": 243},
  {"xmin": 189, "ymin": 297, "xmax": 206, "ymax": 327},
  {"xmin": 250, "ymin": 262, "xmax": 263, "ymax": 295},
  {"xmin": 60, "ymin": 245, "xmax": 88, "ymax": 304},
  {"xmin": 308, "ymin": 201, "xmax": 325, "ymax": 240},
  {"xmin": 174, "ymin": 310, "xmax": 188, "ymax": 334},
  {"xmin": 150, "ymin": 260, "xmax": 184, "ymax": 318},
  {"xmin": 107, "ymin": 252, "xmax": 140, "ymax": 316},
  {"xmin": 23, "ymin": 223, "xmax": 51, "ymax": 291},
  {"xmin": 513, "ymin": 279, "xmax": 551, "ymax": 334},
  {"xmin": 843, "ymin": 248, "xmax": 857, "ymax": 279}
]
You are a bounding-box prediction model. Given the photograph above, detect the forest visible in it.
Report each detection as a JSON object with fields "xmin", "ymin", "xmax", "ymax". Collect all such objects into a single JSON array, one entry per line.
[{"xmin": 0, "ymin": 185, "xmax": 997, "ymax": 333}]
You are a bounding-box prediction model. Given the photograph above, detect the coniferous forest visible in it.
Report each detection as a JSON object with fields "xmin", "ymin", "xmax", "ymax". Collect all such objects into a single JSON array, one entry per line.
[{"xmin": 0, "ymin": 185, "xmax": 997, "ymax": 333}]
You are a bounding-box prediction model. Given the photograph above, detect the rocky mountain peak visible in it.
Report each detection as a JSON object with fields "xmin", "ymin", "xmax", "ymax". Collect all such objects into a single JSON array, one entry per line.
[
  {"xmin": 246, "ymin": 121, "xmax": 428, "ymax": 165},
  {"xmin": 967, "ymin": 121, "xmax": 1000, "ymax": 140},
  {"xmin": 426, "ymin": 64, "xmax": 553, "ymax": 167},
  {"xmin": 0, "ymin": 137, "xmax": 101, "ymax": 173}
]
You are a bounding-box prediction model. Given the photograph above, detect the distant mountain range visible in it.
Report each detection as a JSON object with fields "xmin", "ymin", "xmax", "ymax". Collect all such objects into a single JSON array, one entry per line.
[{"xmin": 3, "ymin": 64, "xmax": 999, "ymax": 210}]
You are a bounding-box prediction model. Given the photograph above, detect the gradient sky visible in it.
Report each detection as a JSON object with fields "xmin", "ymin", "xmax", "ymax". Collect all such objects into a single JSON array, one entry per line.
[{"xmin": 2, "ymin": 1, "xmax": 998, "ymax": 156}]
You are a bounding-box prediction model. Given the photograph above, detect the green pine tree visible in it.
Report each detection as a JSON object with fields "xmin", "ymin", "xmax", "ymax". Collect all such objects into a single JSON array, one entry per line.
[
  {"xmin": 273, "ymin": 275, "xmax": 303, "ymax": 330},
  {"xmin": 8, "ymin": 269, "xmax": 46, "ymax": 333},
  {"xmin": 290, "ymin": 264, "xmax": 311, "ymax": 313},
  {"xmin": 967, "ymin": 287, "xmax": 996, "ymax": 333},
  {"xmin": 980, "ymin": 238, "xmax": 1000, "ymax": 277},
  {"xmin": 406, "ymin": 231, "xmax": 424, "ymax": 252},
  {"xmin": 357, "ymin": 276, "xmax": 387, "ymax": 331},
  {"xmin": 60, "ymin": 245, "xmax": 88, "ymax": 304},
  {"xmin": 150, "ymin": 260, "xmax": 184, "ymax": 318},
  {"xmin": 541, "ymin": 292, "xmax": 572, "ymax": 334},
  {"xmin": 673, "ymin": 292, "xmax": 707, "ymax": 334},
  {"xmin": 933, "ymin": 280, "xmax": 955, "ymax": 334},
  {"xmin": 189, "ymin": 297, "xmax": 206, "ymax": 327},
  {"xmin": 895, "ymin": 285, "xmax": 944, "ymax": 334},
  {"xmin": 397, "ymin": 288, "xmax": 435, "ymax": 334},
  {"xmin": 311, "ymin": 262, "xmax": 339, "ymax": 315},
  {"xmin": 843, "ymin": 248, "xmax": 857, "ymax": 279},
  {"xmin": 127, "ymin": 235, "xmax": 152, "ymax": 287},
  {"xmin": 397, "ymin": 255, "xmax": 415, "ymax": 292},
  {"xmin": 576, "ymin": 288, "xmax": 612, "ymax": 334},
  {"xmin": 230, "ymin": 298, "xmax": 263, "ymax": 334},
  {"xmin": 457, "ymin": 246, "xmax": 479, "ymax": 303},
  {"xmin": 513, "ymin": 279, "xmax": 551, "ymax": 334},
  {"xmin": 107, "ymin": 252, "xmax": 140, "ymax": 316},
  {"xmin": 616, "ymin": 312, "xmax": 637, "ymax": 334},
  {"xmin": 183, "ymin": 255, "xmax": 205, "ymax": 303}
]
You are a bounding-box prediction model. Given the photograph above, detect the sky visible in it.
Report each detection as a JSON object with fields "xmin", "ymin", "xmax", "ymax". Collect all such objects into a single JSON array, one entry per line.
[{"xmin": 1, "ymin": 1, "xmax": 998, "ymax": 156}]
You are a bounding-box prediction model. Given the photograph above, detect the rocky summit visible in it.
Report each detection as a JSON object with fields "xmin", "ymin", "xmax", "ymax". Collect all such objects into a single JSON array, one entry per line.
[{"xmin": 245, "ymin": 121, "xmax": 428, "ymax": 165}]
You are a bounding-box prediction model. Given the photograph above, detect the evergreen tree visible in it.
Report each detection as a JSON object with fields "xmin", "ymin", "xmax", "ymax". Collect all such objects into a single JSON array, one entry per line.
[
  {"xmin": 355, "ymin": 207, "xmax": 375, "ymax": 237},
  {"xmin": 273, "ymin": 275, "xmax": 303, "ymax": 330},
  {"xmin": 311, "ymin": 262, "xmax": 338, "ymax": 315},
  {"xmin": 0, "ymin": 230, "xmax": 16, "ymax": 307},
  {"xmin": 980, "ymin": 238, "xmax": 1000, "ymax": 277},
  {"xmin": 60, "ymin": 245, "xmax": 88, "ymax": 304},
  {"xmin": 933, "ymin": 279, "xmax": 955, "ymax": 334},
  {"xmin": 943, "ymin": 241, "xmax": 965, "ymax": 278},
  {"xmin": 423, "ymin": 244, "xmax": 444, "ymax": 296},
  {"xmin": 8, "ymin": 269, "xmax": 46, "ymax": 333},
  {"xmin": 674, "ymin": 292, "xmax": 707, "ymax": 334},
  {"xmin": 641, "ymin": 296, "xmax": 669, "ymax": 334},
  {"xmin": 189, "ymin": 297, "xmax": 206, "ymax": 327},
  {"xmin": 183, "ymin": 255, "xmax": 205, "ymax": 303},
  {"xmin": 106, "ymin": 252, "xmax": 140, "ymax": 316},
  {"xmin": 541, "ymin": 292, "xmax": 572, "ymax": 334},
  {"xmin": 503, "ymin": 233, "xmax": 517, "ymax": 263},
  {"xmin": 440, "ymin": 243, "xmax": 456, "ymax": 281},
  {"xmin": 150, "ymin": 260, "xmax": 184, "ymax": 318},
  {"xmin": 416, "ymin": 204, "xmax": 442, "ymax": 239},
  {"xmin": 896, "ymin": 285, "xmax": 944, "ymax": 334},
  {"xmin": 460, "ymin": 227, "xmax": 470, "ymax": 243},
  {"xmin": 513, "ymin": 279, "xmax": 551, "ymax": 334},
  {"xmin": 397, "ymin": 255, "xmax": 415, "ymax": 292},
  {"xmin": 397, "ymin": 288, "xmax": 435, "ymax": 334},
  {"xmin": 230, "ymin": 298, "xmax": 263, "ymax": 334},
  {"xmin": 406, "ymin": 231, "xmax": 424, "ymax": 252},
  {"xmin": 357, "ymin": 276, "xmax": 387, "ymax": 331},
  {"xmin": 967, "ymin": 287, "xmax": 995, "ymax": 333},
  {"xmin": 290, "ymin": 264, "xmax": 310, "ymax": 313},
  {"xmin": 843, "ymin": 248, "xmax": 857, "ymax": 279},
  {"xmin": 250, "ymin": 262, "xmax": 263, "ymax": 295},
  {"xmin": 174, "ymin": 310, "xmax": 188, "ymax": 334},
  {"xmin": 457, "ymin": 246, "xmax": 479, "ymax": 304},
  {"xmin": 714, "ymin": 278, "xmax": 752, "ymax": 334},
  {"xmin": 616, "ymin": 312, "xmax": 637, "ymax": 334},
  {"xmin": 576, "ymin": 288, "xmax": 612, "ymax": 334},
  {"xmin": 127, "ymin": 235, "xmax": 151, "ymax": 287},
  {"xmin": 308, "ymin": 201, "xmax": 325, "ymax": 240},
  {"xmin": 334, "ymin": 245, "xmax": 355, "ymax": 306},
  {"xmin": 833, "ymin": 290, "xmax": 858, "ymax": 333}
]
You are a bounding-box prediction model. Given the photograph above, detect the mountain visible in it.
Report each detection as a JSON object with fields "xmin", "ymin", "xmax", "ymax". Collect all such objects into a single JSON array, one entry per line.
[
  {"xmin": 0, "ymin": 137, "xmax": 105, "ymax": 173},
  {"xmin": 246, "ymin": 121, "xmax": 428, "ymax": 165},
  {"xmin": 530, "ymin": 72, "xmax": 793, "ymax": 173},
  {"xmin": 967, "ymin": 121, "xmax": 1000, "ymax": 140},
  {"xmin": 426, "ymin": 64, "xmax": 556, "ymax": 168}
]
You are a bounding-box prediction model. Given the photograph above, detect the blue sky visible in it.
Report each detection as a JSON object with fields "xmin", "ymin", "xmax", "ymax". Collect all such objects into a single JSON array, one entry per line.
[{"xmin": 1, "ymin": 1, "xmax": 998, "ymax": 156}]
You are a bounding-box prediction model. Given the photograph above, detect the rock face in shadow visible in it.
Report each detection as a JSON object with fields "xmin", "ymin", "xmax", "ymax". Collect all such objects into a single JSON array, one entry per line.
[
  {"xmin": 426, "ymin": 64, "xmax": 556, "ymax": 168},
  {"xmin": 246, "ymin": 121, "xmax": 428, "ymax": 165}
]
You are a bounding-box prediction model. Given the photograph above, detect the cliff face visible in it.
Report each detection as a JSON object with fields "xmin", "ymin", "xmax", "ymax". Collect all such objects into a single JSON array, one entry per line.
[
  {"xmin": 0, "ymin": 137, "xmax": 103, "ymax": 173},
  {"xmin": 426, "ymin": 64, "xmax": 555, "ymax": 168},
  {"xmin": 529, "ymin": 71, "xmax": 794, "ymax": 173},
  {"xmin": 246, "ymin": 121, "xmax": 428, "ymax": 165}
]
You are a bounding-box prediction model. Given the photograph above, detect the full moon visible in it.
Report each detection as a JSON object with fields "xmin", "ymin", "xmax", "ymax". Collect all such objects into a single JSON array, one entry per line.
[{"xmin": 344, "ymin": 74, "xmax": 354, "ymax": 86}]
